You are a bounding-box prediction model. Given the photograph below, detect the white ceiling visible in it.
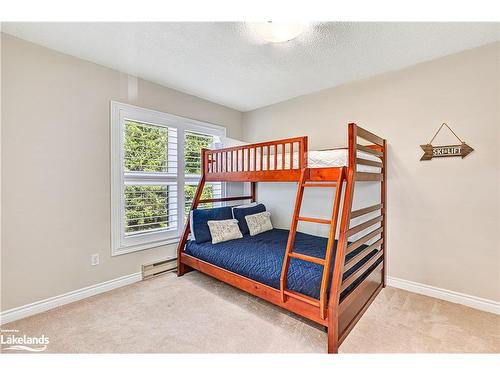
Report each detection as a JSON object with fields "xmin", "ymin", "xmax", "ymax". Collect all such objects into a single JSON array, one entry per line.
[{"xmin": 3, "ymin": 22, "xmax": 499, "ymax": 111}]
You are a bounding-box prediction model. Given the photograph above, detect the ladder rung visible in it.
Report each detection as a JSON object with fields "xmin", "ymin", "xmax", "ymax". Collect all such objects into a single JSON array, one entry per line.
[
  {"xmin": 355, "ymin": 172, "xmax": 383, "ymax": 181},
  {"xmin": 357, "ymin": 144, "xmax": 383, "ymax": 157},
  {"xmin": 346, "ymin": 227, "xmax": 383, "ymax": 256},
  {"xmin": 302, "ymin": 183, "xmax": 337, "ymax": 188},
  {"xmin": 341, "ymin": 250, "xmax": 384, "ymax": 293},
  {"xmin": 346, "ymin": 215, "xmax": 383, "ymax": 236},
  {"xmin": 357, "ymin": 158, "xmax": 383, "ymax": 168},
  {"xmin": 283, "ymin": 290, "xmax": 320, "ymax": 307},
  {"xmin": 350, "ymin": 204, "xmax": 383, "ymax": 219},
  {"xmin": 289, "ymin": 252, "xmax": 325, "ymax": 265},
  {"xmin": 297, "ymin": 217, "xmax": 332, "ymax": 224},
  {"xmin": 344, "ymin": 239, "xmax": 383, "ymax": 273}
]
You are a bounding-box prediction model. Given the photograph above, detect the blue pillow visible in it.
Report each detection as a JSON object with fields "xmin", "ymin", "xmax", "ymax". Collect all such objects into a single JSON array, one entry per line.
[
  {"xmin": 192, "ymin": 206, "xmax": 233, "ymax": 244},
  {"xmin": 233, "ymin": 203, "xmax": 266, "ymax": 235}
]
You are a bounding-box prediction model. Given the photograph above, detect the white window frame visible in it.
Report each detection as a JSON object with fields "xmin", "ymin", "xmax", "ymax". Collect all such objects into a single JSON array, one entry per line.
[{"xmin": 111, "ymin": 101, "xmax": 226, "ymax": 256}]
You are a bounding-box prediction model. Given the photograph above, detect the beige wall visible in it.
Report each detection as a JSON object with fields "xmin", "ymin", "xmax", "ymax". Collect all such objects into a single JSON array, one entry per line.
[
  {"xmin": 1, "ymin": 34, "xmax": 242, "ymax": 311},
  {"xmin": 242, "ymin": 42, "xmax": 500, "ymax": 302}
]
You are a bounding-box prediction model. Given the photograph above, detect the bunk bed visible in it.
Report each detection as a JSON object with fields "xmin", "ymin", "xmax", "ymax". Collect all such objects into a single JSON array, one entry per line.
[{"xmin": 176, "ymin": 123, "xmax": 387, "ymax": 354}]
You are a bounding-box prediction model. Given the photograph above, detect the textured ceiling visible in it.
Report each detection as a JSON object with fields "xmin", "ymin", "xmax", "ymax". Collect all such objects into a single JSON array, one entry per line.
[{"xmin": 3, "ymin": 22, "xmax": 499, "ymax": 111}]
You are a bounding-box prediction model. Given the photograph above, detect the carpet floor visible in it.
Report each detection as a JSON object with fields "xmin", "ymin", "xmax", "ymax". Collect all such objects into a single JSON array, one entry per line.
[{"xmin": 1, "ymin": 271, "xmax": 499, "ymax": 353}]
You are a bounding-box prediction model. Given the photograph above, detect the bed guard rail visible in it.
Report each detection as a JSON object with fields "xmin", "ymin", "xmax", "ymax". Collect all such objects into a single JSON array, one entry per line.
[{"xmin": 202, "ymin": 136, "xmax": 309, "ymax": 182}]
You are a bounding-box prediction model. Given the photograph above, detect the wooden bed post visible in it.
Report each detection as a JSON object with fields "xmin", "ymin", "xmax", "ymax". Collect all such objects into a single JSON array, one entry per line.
[
  {"xmin": 381, "ymin": 139, "xmax": 387, "ymax": 287},
  {"xmin": 250, "ymin": 181, "xmax": 257, "ymax": 203},
  {"xmin": 326, "ymin": 123, "xmax": 357, "ymax": 353},
  {"xmin": 177, "ymin": 148, "xmax": 208, "ymax": 276}
]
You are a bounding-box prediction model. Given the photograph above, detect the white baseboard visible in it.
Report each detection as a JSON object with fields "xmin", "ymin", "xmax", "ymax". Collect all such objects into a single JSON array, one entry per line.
[
  {"xmin": 0, "ymin": 272, "xmax": 142, "ymax": 325},
  {"xmin": 387, "ymin": 276, "xmax": 500, "ymax": 315}
]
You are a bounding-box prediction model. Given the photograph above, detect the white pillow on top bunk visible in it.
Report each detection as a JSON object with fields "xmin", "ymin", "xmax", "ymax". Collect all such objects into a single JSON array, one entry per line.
[
  {"xmin": 211, "ymin": 136, "xmax": 248, "ymax": 149},
  {"xmin": 245, "ymin": 211, "xmax": 273, "ymax": 236},
  {"xmin": 207, "ymin": 219, "xmax": 243, "ymax": 244}
]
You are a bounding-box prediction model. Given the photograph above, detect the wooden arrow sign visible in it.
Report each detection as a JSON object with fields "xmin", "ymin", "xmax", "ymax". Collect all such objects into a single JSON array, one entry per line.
[
  {"xmin": 420, "ymin": 123, "xmax": 474, "ymax": 161},
  {"xmin": 420, "ymin": 142, "xmax": 474, "ymax": 161}
]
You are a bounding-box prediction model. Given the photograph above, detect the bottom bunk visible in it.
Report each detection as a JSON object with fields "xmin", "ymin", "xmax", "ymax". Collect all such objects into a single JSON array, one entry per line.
[
  {"xmin": 185, "ymin": 228, "xmax": 381, "ymax": 302},
  {"xmin": 180, "ymin": 228, "xmax": 384, "ymax": 342}
]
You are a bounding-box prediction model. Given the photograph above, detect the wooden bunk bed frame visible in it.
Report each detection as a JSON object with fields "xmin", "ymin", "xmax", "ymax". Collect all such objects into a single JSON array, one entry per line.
[{"xmin": 177, "ymin": 123, "xmax": 387, "ymax": 353}]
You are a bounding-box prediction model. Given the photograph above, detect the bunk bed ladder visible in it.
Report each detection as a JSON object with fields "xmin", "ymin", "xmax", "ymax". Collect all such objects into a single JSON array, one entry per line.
[{"xmin": 280, "ymin": 167, "xmax": 345, "ymax": 319}]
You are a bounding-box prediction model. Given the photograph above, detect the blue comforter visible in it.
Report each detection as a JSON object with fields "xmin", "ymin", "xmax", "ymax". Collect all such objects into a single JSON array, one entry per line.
[{"xmin": 186, "ymin": 228, "xmax": 381, "ymax": 300}]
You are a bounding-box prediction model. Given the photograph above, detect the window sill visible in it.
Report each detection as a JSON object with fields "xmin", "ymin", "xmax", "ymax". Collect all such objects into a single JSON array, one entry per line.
[{"xmin": 111, "ymin": 237, "xmax": 180, "ymax": 257}]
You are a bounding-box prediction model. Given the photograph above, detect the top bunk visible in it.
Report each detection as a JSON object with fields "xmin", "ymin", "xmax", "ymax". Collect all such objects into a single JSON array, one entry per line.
[{"xmin": 201, "ymin": 123, "xmax": 386, "ymax": 182}]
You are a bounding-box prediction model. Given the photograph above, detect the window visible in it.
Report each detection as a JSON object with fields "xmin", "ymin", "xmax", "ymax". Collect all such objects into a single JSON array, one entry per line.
[
  {"xmin": 184, "ymin": 130, "xmax": 223, "ymax": 217},
  {"xmin": 111, "ymin": 102, "xmax": 225, "ymax": 255}
]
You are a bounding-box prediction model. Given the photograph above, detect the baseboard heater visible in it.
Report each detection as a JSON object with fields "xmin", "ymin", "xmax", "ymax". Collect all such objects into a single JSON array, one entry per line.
[{"xmin": 142, "ymin": 258, "xmax": 177, "ymax": 280}]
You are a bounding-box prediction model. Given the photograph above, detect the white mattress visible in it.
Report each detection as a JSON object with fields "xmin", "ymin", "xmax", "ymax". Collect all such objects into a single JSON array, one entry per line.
[{"xmin": 307, "ymin": 149, "xmax": 380, "ymax": 172}]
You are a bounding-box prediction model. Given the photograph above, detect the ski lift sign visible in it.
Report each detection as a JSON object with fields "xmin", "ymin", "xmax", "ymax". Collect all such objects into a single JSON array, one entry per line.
[{"xmin": 420, "ymin": 123, "xmax": 474, "ymax": 161}]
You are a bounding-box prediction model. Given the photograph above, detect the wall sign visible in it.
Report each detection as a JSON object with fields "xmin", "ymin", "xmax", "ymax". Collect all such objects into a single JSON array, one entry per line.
[{"xmin": 420, "ymin": 123, "xmax": 474, "ymax": 161}]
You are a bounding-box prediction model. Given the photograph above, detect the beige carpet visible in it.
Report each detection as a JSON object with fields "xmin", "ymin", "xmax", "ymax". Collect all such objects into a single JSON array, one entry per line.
[{"xmin": 1, "ymin": 271, "xmax": 499, "ymax": 353}]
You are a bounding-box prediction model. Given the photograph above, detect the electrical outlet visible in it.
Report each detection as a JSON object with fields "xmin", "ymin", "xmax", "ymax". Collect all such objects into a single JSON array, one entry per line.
[{"xmin": 91, "ymin": 253, "xmax": 99, "ymax": 266}]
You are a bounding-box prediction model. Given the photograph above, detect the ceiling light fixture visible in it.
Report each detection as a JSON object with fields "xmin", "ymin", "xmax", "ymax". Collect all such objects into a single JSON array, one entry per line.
[{"xmin": 252, "ymin": 22, "xmax": 306, "ymax": 43}]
